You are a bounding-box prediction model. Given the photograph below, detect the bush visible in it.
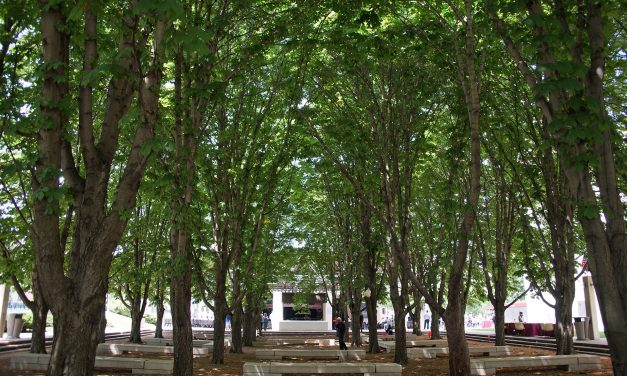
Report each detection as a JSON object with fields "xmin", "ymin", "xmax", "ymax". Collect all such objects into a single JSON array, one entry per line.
[
  {"xmin": 111, "ymin": 305, "xmax": 131, "ymax": 318},
  {"xmin": 21, "ymin": 312, "xmax": 33, "ymax": 332},
  {"xmin": 144, "ymin": 315, "xmax": 157, "ymax": 325}
]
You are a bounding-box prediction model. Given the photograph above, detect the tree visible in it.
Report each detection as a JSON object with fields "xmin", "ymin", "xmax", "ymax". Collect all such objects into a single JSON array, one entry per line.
[
  {"xmin": 110, "ymin": 195, "xmax": 167, "ymax": 343},
  {"xmin": 32, "ymin": 2, "xmax": 170, "ymax": 374},
  {"xmin": 488, "ymin": 1, "xmax": 627, "ymax": 371}
]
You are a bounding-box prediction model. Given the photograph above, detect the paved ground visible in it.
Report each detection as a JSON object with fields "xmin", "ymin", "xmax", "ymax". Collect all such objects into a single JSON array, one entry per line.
[{"xmin": 0, "ymin": 331, "xmax": 614, "ymax": 375}]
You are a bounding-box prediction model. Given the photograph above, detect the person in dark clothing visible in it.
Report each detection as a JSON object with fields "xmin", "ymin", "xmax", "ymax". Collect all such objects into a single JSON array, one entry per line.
[{"xmin": 335, "ymin": 317, "xmax": 348, "ymax": 350}]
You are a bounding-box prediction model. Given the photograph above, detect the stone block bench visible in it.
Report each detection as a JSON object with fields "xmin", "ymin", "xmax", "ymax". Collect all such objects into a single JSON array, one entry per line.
[
  {"xmin": 10, "ymin": 353, "xmax": 173, "ymax": 374},
  {"xmin": 97, "ymin": 343, "xmax": 209, "ymax": 356},
  {"xmin": 256, "ymin": 349, "xmax": 366, "ymax": 361},
  {"xmin": 408, "ymin": 345, "xmax": 512, "ymax": 359},
  {"xmin": 265, "ymin": 338, "xmax": 336, "ymax": 346},
  {"xmin": 243, "ymin": 362, "xmax": 401, "ymax": 376},
  {"xmin": 144, "ymin": 338, "xmax": 231, "ymax": 349},
  {"xmin": 361, "ymin": 334, "xmax": 421, "ymax": 343},
  {"xmin": 470, "ymin": 354, "xmax": 601, "ymax": 375},
  {"xmin": 379, "ymin": 339, "xmax": 448, "ymax": 352}
]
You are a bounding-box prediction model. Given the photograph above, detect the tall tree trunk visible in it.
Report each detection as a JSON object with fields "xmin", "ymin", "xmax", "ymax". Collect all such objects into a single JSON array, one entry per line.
[
  {"xmin": 365, "ymin": 294, "xmax": 379, "ymax": 353},
  {"xmin": 554, "ymin": 268, "xmax": 575, "ymax": 355},
  {"xmin": 30, "ymin": 303, "xmax": 48, "ymax": 354},
  {"xmin": 129, "ymin": 293, "xmax": 143, "ymax": 343},
  {"xmin": 430, "ymin": 309, "xmax": 442, "ymax": 340},
  {"xmin": 230, "ymin": 302, "xmax": 243, "ymax": 353},
  {"xmin": 29, "ymin": 268, "xmax": 48, "ymax": 353},
  {"xmin": 350, "ymin": 301, "xmax": 362, "ymax": 347},
  {"xmin": 444, "ymin": 302, "xmax": 470, "ymax": 376},
  {"xmin": 212, "ymin": 297, "xmax": 226, "ymax": 364},
  {"xmin": 411, "ymin": 292, "xmax": 422, "ymax": 336},
  {"xmin": 389, "ymin": 277, "xmax": 407, "ymax": 364},
  {"xmin": 242, "ymin": 294, "xmax": 256, "ymax": 345},
  {"xmin": 242, "ymin": 310, "xmax": 254, "ymax": 346},
  {"xmin": 493, "ymin": 301, "xmax": 506, "ymax": 346},
  {"xmin": 96, "ymin": 303, "xmax": 106, "ymax": 345},
  {"xmin": 169, "ymin": 252, "xmax": 193, "ymax": 375},
  {"xmin": 169, "ymin": 226, "xmax": 193, "ymax": 376},
  {"xmin": 155, "ymin": 281, "xmax": 165, "ymax": 338},
  {"xmin": 394, "ymin": 310, "xmax": 407, "ymax": 364},
  {"xmin": 47, "ymin": 297, "xmax": 105, "ymax": 375}
]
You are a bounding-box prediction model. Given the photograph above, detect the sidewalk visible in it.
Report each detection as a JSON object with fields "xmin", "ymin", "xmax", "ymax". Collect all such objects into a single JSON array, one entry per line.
[{"xmin": 465, "ymin": 328, "xmax": 608, "ymax": 346}]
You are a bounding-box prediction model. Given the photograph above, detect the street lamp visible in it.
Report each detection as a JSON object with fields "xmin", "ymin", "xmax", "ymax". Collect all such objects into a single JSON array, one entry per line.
[{"xmin": 363, "ymin": 288, "xmax": 371, "ymax": 298}]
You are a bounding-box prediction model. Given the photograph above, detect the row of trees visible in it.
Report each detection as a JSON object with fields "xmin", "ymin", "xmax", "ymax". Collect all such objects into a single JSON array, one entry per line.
[{"xmin": 0, "ymin": 1, "xmax": 625, "ymax": 376}]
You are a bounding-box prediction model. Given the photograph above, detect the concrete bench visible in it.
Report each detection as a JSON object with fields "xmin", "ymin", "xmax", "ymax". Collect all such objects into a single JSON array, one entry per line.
[
  {"xmin": 470, "ymin": 354, "xmax": 601, "ymax": 375},
  {"xmin": 256, "ymin": 349, "xmax": 366, "ymax": 361},
  {"xmin": 361, "ymin": 334, "xmax": 421, "ymax": 343},
  {"xmin": 144, "ymin": 338, "xmax": 231, "ymax": 349},
  {"xmin": 266, "ymin": 338, "xmax": 336, "ymax": 346},
  {"xmin": 378, "ymin": 339, "xmax": 448, "ymax": 351},
  {"xmin": 10, "ymin": 353, "xmax": 173, "ymax": 375},
  {"xmin": 243, "ymin": 362, "xmax": 401, "ymax": 376},
  {"xmin": 97, "ymin": 343, "xmax": 209, "ymax": 356},
  {"xmin": 408, "ymin": 346, "xmax": 512, "ymax": 359}
]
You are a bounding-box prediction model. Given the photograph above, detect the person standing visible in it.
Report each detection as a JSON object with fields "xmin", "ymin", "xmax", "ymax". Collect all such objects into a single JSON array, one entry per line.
[
  {"xmin": 424, "ymin": 311, "xmax": 431, "ymax": 330},
  {"xmin": 518, "ymin": 311, "xmax": 524, "ymax": 323},
  {"xmin": 335, "ymin": 317, "xmax": 347, "ymax": 350},
  {"xmin": 262, "ymin": 313, "xmax": 269, "ymax": 331}
]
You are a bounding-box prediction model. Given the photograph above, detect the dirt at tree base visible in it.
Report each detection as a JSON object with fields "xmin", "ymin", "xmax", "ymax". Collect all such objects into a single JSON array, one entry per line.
[{"xmin": 0, "ymin": 338, "xmax": 612, "ymax": 375}]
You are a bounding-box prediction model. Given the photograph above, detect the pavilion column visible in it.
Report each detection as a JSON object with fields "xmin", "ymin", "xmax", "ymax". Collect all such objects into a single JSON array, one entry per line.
[
  {"xmin": 323, "ymin": 300, "xmax": 333, "ymax": 330},
  {"xmin": 583, "ymin": 276, "xmax": 600, "ymax": 340},
  {"xmin": 270, "ymin": 291, "xmax": 283, "ymax": 331},
  {"xmin": 0, "ymin": 285, "xmax": 9, "ymax": 338}
]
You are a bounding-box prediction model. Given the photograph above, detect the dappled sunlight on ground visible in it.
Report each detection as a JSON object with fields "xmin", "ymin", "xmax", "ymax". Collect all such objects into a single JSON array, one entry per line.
[{"xmin": 0, "ymin": 335, "xmax": 613, "ymax": 375}]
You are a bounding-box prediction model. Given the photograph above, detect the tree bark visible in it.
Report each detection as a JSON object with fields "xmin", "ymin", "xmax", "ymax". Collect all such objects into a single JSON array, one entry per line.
[
  {"xmin": 230, "ymin": 301, "xmax": 243, "ymax": 353},
  {"xmin": 155, "ymin": 280, "xmax": 165, "ymax": 338},
  {"xmin": 411, "ymin": 292, "xmax": 422, "ymax": 336},
  {"xmin": 555, "ymin": 294, "xmax": 574, "ymax": 355},
  {"xmin": 494, "ymin": 304, "xmax": 505, "ymax": 346},
  {"xmin": 169, "ymin": 267, "xmax": 193, "ymax": 375},
  {"xmin": 212, "ymin": 296, "xmax": 227, "ymax": 364},
  {"xmin": 47, "ymin": 298, "xmax": 105, "ymax": 376},
  {"xmin": 30, "ymin": 302, "xmax": 49, "ymax": 354},
  {"xmin": 129, "ymin": 295, "xmax": 144, "ymax": 343},
  {"xmin": 430, "ymin": 309, "xmax": 442, "ymax": 339},
  {"xmin": 444, "ymin": 302, "xmax": 470, "ymax": 376},
  {"xmin": 96, "ymin": 303, "xmax": 106, "ymax": 345},
  {"xmin": 33, "ymin": 3, "xmax": 165, "ymax": 375},
  {"xmin": 365, "ymin": 294, "xmax": 379, "ymax": 353},
  {"xmin": 350, "ymin": 300, "xmax": 362, "ymax": 347}
]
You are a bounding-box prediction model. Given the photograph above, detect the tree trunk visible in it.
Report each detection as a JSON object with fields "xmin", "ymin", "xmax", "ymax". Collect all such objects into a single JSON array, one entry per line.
[
  {"xmin": 155, "ymin": 291, "xmax": 165, "ymax": 338},
  {"xmin": 444, "ymin": 300, "xmax": 471, "ymax": 376},
  {"xmin": 46, "ymin": 299, "xmax": 104, "ymax": 376},
  {"xmin": 169, "ymin": 234, "xmax": 193, "ymax": 376},
  {"xmin": 431, "ymin": 309, "xmax": 442, "ymax": 339},
  {"xmin": 393, "ymin": 311, "xmax": 407, "ymax": 364},
  {"xmin": 30, "ymin": 302, "xmax": 48, "ymax": 354},
  {"xmin": 129, "ymin": 294, "xmax": 143, "ymax": 343},
  {"xmin": 389, "ymin": 282, "xmax": 407, "ymax": 364},
  {"xmin": 230, "ymin": 302, "xmax": 243, "ymax": 353},
  {"xmin": 350, "ymin": 303, "xmax": 362, "ymax": 347},
  {"xmin": 242, "ymin": 309, "xmax": 254, "ymax": 346},
  {"xmin": 29, "ymin": 268, "xmax": 49, "ymax": 354},
  {"xmin": 554, "ymin": 284, "xmax": 575, "ymax": 355},
  {"xmin": 365, "ymin": 294, "xmax": 379, "ymax": 353},
  {"xmin": 493, "ymin": 303, "xmax": 506, "ymax": 346},
  {"xmin": 411, "ymin": 295, "xmax": 422, "ymax": 336},
  {"xmin": 212, "ymin": 299, "xmax": 226, "ymax": 364},
  {"xmin": 96, "ymin": 303, "xmax": 106, "ymax": 345}
]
